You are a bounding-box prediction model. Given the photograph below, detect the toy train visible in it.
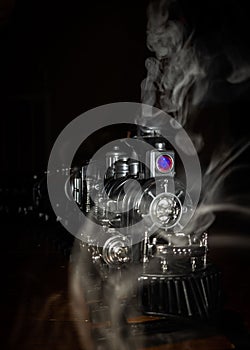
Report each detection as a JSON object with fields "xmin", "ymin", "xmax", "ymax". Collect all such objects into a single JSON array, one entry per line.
[{"xmin": 56, "ymin": 124, "xmax": 221, "ymax": 321}]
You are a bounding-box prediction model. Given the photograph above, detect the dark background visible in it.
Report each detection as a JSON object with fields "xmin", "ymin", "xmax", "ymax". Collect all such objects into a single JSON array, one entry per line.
[
  {"xmin": 1, "ymin": 0, "xmax": 250, "ymax": 178},
  {"xmin": 1, "ymin": 1, "xmax": 250, "ymax": 349},
  {"xmin": 0, "ymin": 0, "xmax": 148, "ymax": 178}
]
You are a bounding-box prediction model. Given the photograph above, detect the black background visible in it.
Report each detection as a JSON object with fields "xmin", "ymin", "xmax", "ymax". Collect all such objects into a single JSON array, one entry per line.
[
  {"xmin": 1, "ymin": 1, "xmax": 250, "ymax": 348},
  {"xmin": 0, "ymin": 0, "xmax": 148, "ymax": 177},
  {"xmin": 1, "ymin": 0, "xmax": 250, "ymax": 177}
]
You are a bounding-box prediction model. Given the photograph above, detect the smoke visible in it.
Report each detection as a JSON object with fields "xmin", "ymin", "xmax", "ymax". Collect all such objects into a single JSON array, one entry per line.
[
  {"xmin": 142, "ymin": 0, "xmax": 250, "ymax": 233},
  {"xmin": 141, "ymin": 0, "xmax": 207, "ymax": 126},
  {"xmin": 226, "ymin": 49, "xmax": 250, "ymax": 84},
  {"xmin": 185, "ymin": 140, "xmax": 250, "ymax": 236},
  {"xmin": 69, "ymin": 236, "xmax": 144, "ymax": 350},
  {"xmin": 141, "ymin": 0, "xmax": 250, "ymax": 126}
]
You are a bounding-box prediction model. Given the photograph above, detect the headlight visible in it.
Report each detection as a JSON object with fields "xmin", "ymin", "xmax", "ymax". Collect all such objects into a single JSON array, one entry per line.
[{"xmin": 156, "ymin": 154, "xmax": 174, "ymax": 173}]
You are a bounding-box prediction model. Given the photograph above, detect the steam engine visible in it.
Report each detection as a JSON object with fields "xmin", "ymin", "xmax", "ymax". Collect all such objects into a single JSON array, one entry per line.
[{"xmin": 69, "ymin": 125, "xmax": 221, "ymax": 320}]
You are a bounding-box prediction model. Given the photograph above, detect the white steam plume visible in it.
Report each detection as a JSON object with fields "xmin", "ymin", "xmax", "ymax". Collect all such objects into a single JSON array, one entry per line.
[
  {"xmin": 69, "ymin": 229, "xmax": 144, "ymax": 350},
  {"xmin": 141, "ymin": 0, "xmax": 207, "ymax": 126},
  {"xmin": 142, "ymin": 0, "xmax": 250, "ymax": 235},
  {"xmin": 185, "ymin": 140, "xmax": 250, "ymax": 236},
  {"xmin": 226, "ymin": 48, "xmax": 250, "ymax": 84},
  {"xmin": 142, "ymin": 0, "xmax": 250, "ymax": 125}
]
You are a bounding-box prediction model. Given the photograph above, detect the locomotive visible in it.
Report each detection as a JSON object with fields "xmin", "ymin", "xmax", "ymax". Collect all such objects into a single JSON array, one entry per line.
[{"xmin": 66, "ymin": 123, "xmax": 221, "ymax": 321}]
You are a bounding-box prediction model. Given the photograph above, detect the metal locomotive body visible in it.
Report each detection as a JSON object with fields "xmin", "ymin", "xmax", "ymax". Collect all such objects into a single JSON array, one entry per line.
[{"xmin": 69, "ymin": 125, "xmax": 221, "ymax": 320}]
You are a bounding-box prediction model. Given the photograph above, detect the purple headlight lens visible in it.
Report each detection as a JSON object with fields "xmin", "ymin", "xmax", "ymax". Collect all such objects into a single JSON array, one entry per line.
[{"xmin": 157, "ymin": 155, "xmax": 173, "ymax": 173}]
